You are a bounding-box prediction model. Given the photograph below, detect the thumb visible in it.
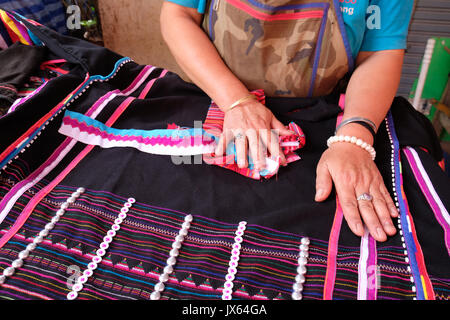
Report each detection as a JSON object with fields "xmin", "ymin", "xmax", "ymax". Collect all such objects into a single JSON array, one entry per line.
[
  {"xmin": 271, "ymin": 117, "xmax": 294, "ymax": 136},
  {"xmin": 315, "ymin": 160, "xmax": 333, "ymax": 202}
]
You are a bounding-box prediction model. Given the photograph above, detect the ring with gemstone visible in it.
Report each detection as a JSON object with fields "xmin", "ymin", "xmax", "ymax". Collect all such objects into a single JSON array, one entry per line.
[
  {"xmin": 235, "ymin": 133, "xmax": 245, "ymax": 140},
  {"xmin": 357, "ymin": 193, "xmax": 373, "ymax": 201}
]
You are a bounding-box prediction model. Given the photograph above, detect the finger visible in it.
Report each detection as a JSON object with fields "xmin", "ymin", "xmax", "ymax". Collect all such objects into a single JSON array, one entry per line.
[
  {"xmin": 215, "ymin": 129, "xmax": 233, "ymax": 156},
  {"xmin": 369, "ymin": 188, "xmax": 397, "ymax": 236},
  {"xmin": 335, "ymin": 185, "xmax": 365, "ymax": 237},
  {"xmin": 246, "ymin": 128, "xmax": 266, "ymax": 171},
  {"xmin": 234, "ymin": 131, "xmax": 248, "ymax": 169},
  {"xmin": 315, "ymin": 159, "xmax": 332, "ymax": 202},
  {"xmin": 379, "ymin": 184, "xmax": 399, "ymax": 218},
  {"xmin": 271, "ymin": 117, "xmax": 294, "ymax": 136},
  {"xmin": 356, "ymin": 192, "xmax": 387, "ymax": 242},
  {"xmin": 260, "ymin": 128, "xmax": 287, "ymax": 166}
]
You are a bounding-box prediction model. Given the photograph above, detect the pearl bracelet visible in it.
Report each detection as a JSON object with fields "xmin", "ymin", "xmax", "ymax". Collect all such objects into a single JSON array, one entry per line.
[{"xmin": 327, "ymin": 135, "xmax": 376, "ymax": 160}]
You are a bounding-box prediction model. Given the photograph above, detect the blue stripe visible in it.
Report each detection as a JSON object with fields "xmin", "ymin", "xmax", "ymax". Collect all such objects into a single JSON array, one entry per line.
[
  {"xmin": 0, "ymin": 57, "xmax": 132, "ymax": 169},
  {"xmin": 387, "ymin": 112, "xmax": 425, "ymax": 300}
]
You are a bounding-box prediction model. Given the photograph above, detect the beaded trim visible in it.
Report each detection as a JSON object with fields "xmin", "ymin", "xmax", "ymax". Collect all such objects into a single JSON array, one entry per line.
[
  {"xmin": 0, "ymin": 58, "xmax": 132, "ymax": 172},
  {"xmin": 222, "ymin": 221, "xmax": 247, "ymax": 300},
  {"xmin": 384, "ymin": 119, "xmax": 416, "ymax": 298},
  {"xmin": 67, "ymin": 197, "xmax": 135, "ymax": 300},
  {"xmin": 0, "ymin": 187, "xmax": 85, "ymax": 285},
  {"xmin": 150, "ymin": 214, "xmax": 193, "ymax": 300},
  {"xmin": 292, "ymin": 237, "xmax": 309, "ymax": 300}
]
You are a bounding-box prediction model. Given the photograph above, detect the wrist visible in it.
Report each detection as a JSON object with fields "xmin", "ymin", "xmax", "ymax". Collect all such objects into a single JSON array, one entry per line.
[{"xmin": 336, "ymin": 123, "xmax": 374, "ymax": 146}]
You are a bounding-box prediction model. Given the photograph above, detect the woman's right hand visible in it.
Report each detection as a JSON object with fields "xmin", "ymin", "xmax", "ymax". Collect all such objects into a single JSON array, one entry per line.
[{"xmin": 215, "ymin": 99, "xmax": 294, "ymax": 170}]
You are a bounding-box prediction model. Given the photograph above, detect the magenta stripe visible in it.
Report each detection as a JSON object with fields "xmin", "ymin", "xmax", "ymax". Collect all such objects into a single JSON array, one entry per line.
[
  {"xmin": 403, "ymin": 147, "xmax": 450, "ymax": 255},
  {"xmin": 367, "ymin": 236, "xmax": 378, "ymax": 300}
]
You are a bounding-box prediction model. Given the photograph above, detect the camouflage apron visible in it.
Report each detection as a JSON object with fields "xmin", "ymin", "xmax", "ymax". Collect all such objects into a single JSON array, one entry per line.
[{"xmin": 203, "ymin": 0, "xmax": 354, "ymax": 97}]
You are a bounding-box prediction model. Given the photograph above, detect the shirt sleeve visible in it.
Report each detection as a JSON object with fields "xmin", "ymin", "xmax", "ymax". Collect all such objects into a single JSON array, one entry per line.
[
  {"xmin": 360, "ymin": 0, "xmax": 414, "ymax": 52},
  {"xmin": 165, "ymin": 0, "xmax": 207, "ymax": 14}
]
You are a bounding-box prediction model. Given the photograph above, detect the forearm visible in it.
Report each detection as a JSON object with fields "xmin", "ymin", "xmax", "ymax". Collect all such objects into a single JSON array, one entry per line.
[
  {"xmin": 160, "ymin": 2, "xmax": 250, "ymax": 109},
  {"xmin": 337, "ymin": 50, "xmax": 405, "ymax": 144}
]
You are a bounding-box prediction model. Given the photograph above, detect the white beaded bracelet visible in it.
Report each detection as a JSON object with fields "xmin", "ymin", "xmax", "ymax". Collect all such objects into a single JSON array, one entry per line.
[{"xmin": 327, "ymin": 135, "xmax": 376, "ymax": 160}]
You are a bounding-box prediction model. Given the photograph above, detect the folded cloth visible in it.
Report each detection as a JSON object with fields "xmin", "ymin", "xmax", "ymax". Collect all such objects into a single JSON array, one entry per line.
[
  {"xmin": 0, "ymin": 42, "xmax": 45, "ymax": 112},
  {"xmin": 203, "ymin": 90, "xmax": 306, "ymax": 180}
]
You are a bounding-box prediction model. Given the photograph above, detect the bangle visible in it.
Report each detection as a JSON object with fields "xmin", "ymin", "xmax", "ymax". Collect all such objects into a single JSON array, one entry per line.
[
  {"xmin": 223, "ymin": 94, "xmax": 256, "ymax": 112},
  {"xmin": 335, "ymin": 117, "xmax": 377, "ymax": 141},
  {"xmin": 327, "ymin": 135, "xmax": 376, "ymax": 160}
]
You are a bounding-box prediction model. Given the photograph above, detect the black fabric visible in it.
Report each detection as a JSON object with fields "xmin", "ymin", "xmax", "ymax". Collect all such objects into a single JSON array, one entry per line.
[
  {"xmin": 0, "ymin": 9, "xmax": 449, "ymax": 300},
  {"xmin": 0, "ymin": 42, "xmax": 45, "ymax": 111}
]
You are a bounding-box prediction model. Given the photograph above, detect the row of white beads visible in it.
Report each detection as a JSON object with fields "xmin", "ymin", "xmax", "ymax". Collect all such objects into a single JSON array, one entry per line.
[
  {"xmin": 384, "ymin": 120, "xmax": 416, "ymax": 298},
  {"xmin": 0, "ymin": 58, "xmax": 132, "ymax": 173},
  {"xmin": 67, "ymin": 196, "xmax": 135, "ymax": 300},
  {"xmin": 150, "ymin": 214, "xmax": 193, "ymax": 300},
  {"xmin": 292, "ymin": 237, "xmax": 310, "ymax": 300},
  {"xmin": 327, "ymin": 135, "xmax": 376, "ymax": 160},
  {"xmin": 222, "ymin": 221, "xmax": 247, "ymax": 300},
  {"xmin": 0, "ymin": 187, "xmax": 85, "ymax": 285}
]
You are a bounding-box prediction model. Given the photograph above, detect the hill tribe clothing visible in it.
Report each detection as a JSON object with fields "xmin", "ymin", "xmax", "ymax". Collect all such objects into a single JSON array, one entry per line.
[{"xmin": 0, "ymin": 10, "xmax": 448, "ymax": 300}]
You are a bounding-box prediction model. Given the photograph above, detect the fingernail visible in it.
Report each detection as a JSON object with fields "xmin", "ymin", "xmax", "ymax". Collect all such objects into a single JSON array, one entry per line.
[
  {"xmin": 391, "ymin": 208, "xmax": 399, "ymax": 217},
  {"xmin": 354, "ymin": 223, "xmax": 363, "ymax": 235},
  {"xmin": 315, "ymin": 189, "xmax": 324, "ymax": 201},
  {"xmin": 376, "ymin": 227, "xmax": 386, "ymax": 240}
]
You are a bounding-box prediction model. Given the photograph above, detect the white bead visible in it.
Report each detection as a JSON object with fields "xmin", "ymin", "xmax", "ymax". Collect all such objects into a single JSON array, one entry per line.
[
  {"xmin": 26, "ymin": 243, "xmax": 37, "ymax": 251},
  {"xmin": 300, "ymin": 251, "xmax": 309, "ymax": 258},
  {"xmin": 71, "ymin": 192, "xmax": 80, "ymax": 198},
  {"xmin": 184, "ymin": 215, "xmax": 193, "ymax": 223},
  {"xmin": 301, "ymin": 237, "xmax": 310, "ymax": 246},
  {"xmin": 56, "ymin": 209, "xmax": 65, "ymax": 216},
  {"xmin": 159, "ymin": 273, "xmax": 169, "ymax": 283},
  {"xmin": 67, "ymin": 291, "xmax": 78, "ymax": 300},
  {"xmin": 66, "ymin": 197, "xmax": 77, "ymax": 204},
  {"xmin": 18, "ymin": 250, "xmax": 30, "ymax": 259},
  {"xmin": 166, "ymin": 256, "xmax": 177, "ymax": 266},
  {"xmin": 51, "ymin": 216, "xmax": 60, "ymax": 224},
  {"xmin": 297, "ymin": 265, "xmax": 307, "ymax": 275},
  {"xmin": 33, "ymin": 235, "xmax": 44, "ymax": 244},
  {"xmin": 356, "ymin": 139, "xmax": 363, "ymax": 146},
  {"xmin": 150, "ymin": 291, "xmax": 161, "ymax": 300},
  {"xmin": 175, "ymin": 235, "xmax": 185, "ymax": 243},
  {"xmin": 172, "ymin": 241, "xmax": 182, "ymax": 250},
  {"xmin": 298, "ymin": 256, "xmax": 308, "ymax": 266},
  {"xmin": 45, "ymin": 222, "xmax": 55, "ymax": 231},
  {"xmin": 293, "ymin": 282, "xmax": 303, "ymax": 292},
  {"xmin": 3, "ymin": 267, "xmax": 15, "ymax": 277},
  {"xmin": 295, "ymin": 274, "xmax": 305, "ymax": 284},
  {"xmin": 154, "ymin": 282, "xmax": 165, "ymax": 292},
  {"xmin": 39, "ymin": 229, "xmax": 49, "ymax": 237},
  {"xmin": 0, "ymin": 275, "xmax": 5, "ymax": 284},
  {"xmin": 181, "ymin": 222, "xmax": 191, "ymax": 230},
  {"xmin": 300, "ymin": 244, "xmax": 309, "ymax": 252},
  {"xmin": 61, "ymin": 202, "xmax": 69, "ymax": 210},
  {"xmin": 12, "ymin": 259, "xmax": 23, "ymax": 268},
  {"xmin": 179, "ymin": 228, "xmax": 188, "ymax": 237},
  {"xmin": 163, "ymin": 265, "xmax": 173, "ymax": 274},
  {"xmin": 169, "ymin": 248, "xmax": 179, "ymax": 257},
  {"xmin": 77, "ymin": 187, "xmax": 85, "ymax": 193},
  {"xmin": 292, "ymin": 291, "xmax": 302, "ymax": 300}
]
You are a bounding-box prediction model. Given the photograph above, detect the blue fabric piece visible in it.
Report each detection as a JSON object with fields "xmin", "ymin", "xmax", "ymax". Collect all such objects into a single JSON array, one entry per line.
[
  {"xmin": 63, "ymin": 110, "xmax": 216, "ymax": 140},
  {"xmin": 165, "ymin": 0, "xmax": 414, "ymax": 58},
  {"xmin": 0, "ymin": 0, "xmax": 67, "ymax": 34}
]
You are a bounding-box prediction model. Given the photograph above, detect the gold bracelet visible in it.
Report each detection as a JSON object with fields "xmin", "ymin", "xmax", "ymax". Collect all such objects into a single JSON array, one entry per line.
[{"xmin": 223, "ymin": 94, "xmax": 256, "ymax": 112}]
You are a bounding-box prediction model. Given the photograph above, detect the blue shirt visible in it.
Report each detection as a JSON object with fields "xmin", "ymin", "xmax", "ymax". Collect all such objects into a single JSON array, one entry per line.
[{"xmin": 166, "ymin": 0, "xmax": 414, "ymax": 58}]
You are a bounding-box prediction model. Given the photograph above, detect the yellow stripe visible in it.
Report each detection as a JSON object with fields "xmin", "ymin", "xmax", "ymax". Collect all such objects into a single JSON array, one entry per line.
[
  {"xmin": 0, "ymin": 11, "xmax": 30, "ymax": 45},
  {"xmin": 421, "ymin": 275, "xmax": 429, "ymax": 300}
]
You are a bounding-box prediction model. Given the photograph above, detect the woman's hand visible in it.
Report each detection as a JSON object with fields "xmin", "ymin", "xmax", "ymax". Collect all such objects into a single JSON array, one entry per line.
[
  {"xmin": 214, "ymin": 99, "xmax": 293, "ymax": 170},
  {"xmin": 315, "ymin": 142, "xmax": 399, "ymax": 242}
]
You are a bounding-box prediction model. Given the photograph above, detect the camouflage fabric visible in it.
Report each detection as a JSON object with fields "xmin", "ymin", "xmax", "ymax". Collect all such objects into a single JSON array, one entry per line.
[{"xmin": 202, "ymin": 0, "xmax": 351, "ymax": 97}]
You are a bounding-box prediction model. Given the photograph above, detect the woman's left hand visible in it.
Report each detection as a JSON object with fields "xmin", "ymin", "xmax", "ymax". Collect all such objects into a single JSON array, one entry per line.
[{"xmin": 315, "ymin": 142, "xmax": 399, "ymax": 242}]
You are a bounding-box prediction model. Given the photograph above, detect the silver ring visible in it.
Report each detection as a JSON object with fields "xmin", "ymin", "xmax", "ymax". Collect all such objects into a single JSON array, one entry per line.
[
  {"xmin": 357, "ymin": 193, "xmax": 373, "ymax": 201},
  {"xmin": 235, "ymin": 133, "xmax": 245, "ymax": 140}
]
